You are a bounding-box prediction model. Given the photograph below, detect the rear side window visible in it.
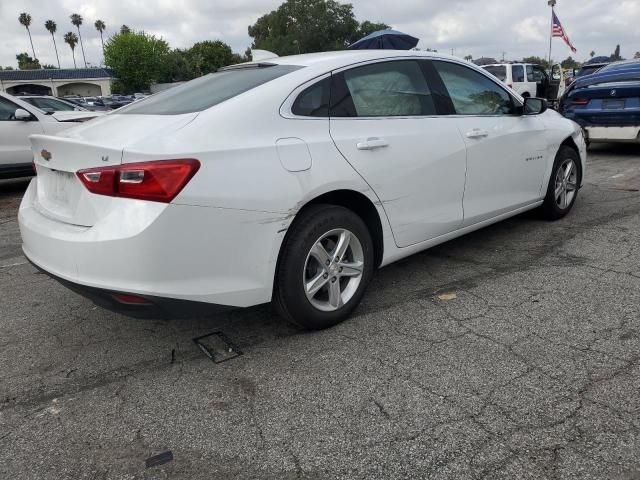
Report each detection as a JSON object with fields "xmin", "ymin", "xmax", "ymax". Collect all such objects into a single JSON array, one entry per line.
[
  {"xmin": 433, "ymin": 61, "xmax": 515, "ymax": 115},
  {"xmin": 512, "ymin": 65, "xmax": 525, "ymax": 83},
  {"xmin": 119, "ymin": 64, "xmax": 302, "ymax": 115},
  {"xmin": 292, "ymin": 77, "xmax": 330, "ymax": 117},
  {"xmin": 483, "ymin": 66, "xmax": 506, "ymax": 82},
  {"xmin": 331, "ymin": 60, "xmax": 436, "ymax": 117}
]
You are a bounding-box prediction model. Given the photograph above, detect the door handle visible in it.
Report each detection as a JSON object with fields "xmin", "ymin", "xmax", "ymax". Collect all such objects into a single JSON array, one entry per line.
[
  {"xmin": 465, "ymin": 129, "xmax": 489, "ymax": 139},
  {"xmin": 356, "ymin": 137, "xmax": 389, "ymax": 150}
]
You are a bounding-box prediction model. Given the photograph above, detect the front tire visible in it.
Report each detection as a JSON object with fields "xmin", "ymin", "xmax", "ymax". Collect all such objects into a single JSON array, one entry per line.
[
  {"xmin": 541, "ymin": 145, "xmax": 581, "ymax": 220},
  {"xmin": 273, "ymin": 204, "xmax": 374, "ymax": 330}
]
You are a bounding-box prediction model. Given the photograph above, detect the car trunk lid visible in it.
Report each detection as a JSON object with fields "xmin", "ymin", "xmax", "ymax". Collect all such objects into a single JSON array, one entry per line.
[{"xmin": 30, "ymin": 113, "xmax": 198, "ymax": 227}]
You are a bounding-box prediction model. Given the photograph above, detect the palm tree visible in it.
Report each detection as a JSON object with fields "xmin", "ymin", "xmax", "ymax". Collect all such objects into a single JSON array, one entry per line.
[
  {"xmin": 64, "ymin": 32, "xmax": 79, "ymax": 68},
  {"xmin": 70, "ymin": 14, "xmax": 87, "ymax": 67},
  {"xmin": 94, "ymin": 19, "xmax": 106, "ymax": 57},
  {"xmin": 45, "ymin": 20, "xmax": 61, "ymax": 68},
  {"xmin": 18, "ymin": 13, "xmax": 37, "ymax": 60},
  {"xmin": 589, "ymin": 50, "xmax": 595, "ymax": 58}
]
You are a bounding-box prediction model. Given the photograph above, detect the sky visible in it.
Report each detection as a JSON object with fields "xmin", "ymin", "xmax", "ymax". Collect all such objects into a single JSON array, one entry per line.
[{"xmin": 1, "ymin": 0, "xmax": 638, "ymax": 69}]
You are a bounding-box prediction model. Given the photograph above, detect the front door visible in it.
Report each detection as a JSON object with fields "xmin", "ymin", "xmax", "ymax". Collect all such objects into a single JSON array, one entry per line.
[
  {"xmin": 0, "ymin": 97, "xmax": 43, "ymax": 167},
  {"xmin": 329, "ymin": 59, "xmax": 467, "ymax": 248},
  {"xmin": 431, "ymin": 60, "xmax": 548, "ymax": 226}
]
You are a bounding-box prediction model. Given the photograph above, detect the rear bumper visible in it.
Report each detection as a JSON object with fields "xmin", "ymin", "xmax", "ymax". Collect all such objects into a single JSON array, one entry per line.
[
  {"xmin": 19, "ymin": 180, "xmax": 288, "ymax": 309},
  {"xmin": 585, "ymin": 126, "xmax": 640, "ymax": 143},
  {"xmin": 29, "ymin": 258, "xmax": 231, "ymax": 319}
]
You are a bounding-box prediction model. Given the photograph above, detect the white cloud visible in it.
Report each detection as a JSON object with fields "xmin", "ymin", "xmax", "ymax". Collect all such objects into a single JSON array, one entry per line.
[{"xmin": 1, "ymin": 0, "xmax": 638, "ymax": 69}]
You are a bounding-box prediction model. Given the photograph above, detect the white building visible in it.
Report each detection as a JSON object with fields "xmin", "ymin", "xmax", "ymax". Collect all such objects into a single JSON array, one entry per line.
[{"xmin": 0, "ymin": 68, "xmax": 113, "ymax": 97}]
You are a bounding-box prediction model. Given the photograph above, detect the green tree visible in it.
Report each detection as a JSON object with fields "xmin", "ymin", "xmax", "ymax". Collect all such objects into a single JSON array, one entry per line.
[
  {"xmin": 186, "ymin": 41, "xmax": 235, "ymax": 77},
  {"xmin": 464, "ymin": 54, "xmax": 473, "ymax": 61},
  {"xmin": 95, "ymin": 20, "xmax": 106, "ymax": 58},
  {"xmin": 120, "ymin": 25, "xmax": 131, "ymax": 35},
  {"xmin": 70, "ymin": 14, "xmax": 87, "ymax": 67},
  {"xmin": 522, "ymin": 56, "xmax": 550, "ymax": 69},
  {"xmin": 41, "ymin": 63, "xmax": 57, "ymax": 69},
  {"xmin": 249, "ymin": 0, "xmax": 362, "ymax": 55},
  {"xmin": 589, "ymin": 50, "xmax": 595, "ymax": 58},
  {"xmin": 560, "ymin": 56, "xmax": 579, "ymax": 69},
  {"xmin": 355, "ymin": 21, "xmax": 390, "ymax": 40},
  {"xmin": 634, "ymin": 51, "xmax": 640, "ymax": 59},
  {"xmin": 18, "ymin": 13, "xmax": 37, "ymax": 61},
  {"xmin": 159, "ymin": 49, "xmax": 193, "ymax": 82},
  {"xmin": 64, "ymin": 32, "xmax": 79, "ymax": 68},
  {"xmin": 45, "ymin": 20, "xmax": 61, "ymax": 68},
  {"xmin": 16, "ymin": 52, "xmax": 41, "ymax": 70},
  {"xmin": 104, "ymin": 31, "xmax": 170, "ymax": 92},
  {"xmin": 610, "ymin": 44, "xmax": 623, "ymax": 61}
]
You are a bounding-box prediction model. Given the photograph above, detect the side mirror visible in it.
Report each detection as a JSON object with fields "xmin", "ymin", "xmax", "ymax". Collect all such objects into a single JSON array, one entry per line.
[
  {"xmin": 523, "ymin": 97, "xmax": 547, "ymax": 115},
  {"xmin": 14, "ymin": 108, "xmax": 33, "ymax": 121}
]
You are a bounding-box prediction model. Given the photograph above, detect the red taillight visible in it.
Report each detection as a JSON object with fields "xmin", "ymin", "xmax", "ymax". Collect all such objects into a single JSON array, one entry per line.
[
  {"xmin": 571, "ymin": 98, "xmax": 589, "ymax": 106},
  {"xmin": 32, "ymin": 160, "xmax": 37, "ymax": 175},
  {"xmin": 112, "ymin": 293, "xmax": 152, "ymax": 305},
  {"xmin": 77, "ymin": 159, "xmax": 200, "ymax": 203}
]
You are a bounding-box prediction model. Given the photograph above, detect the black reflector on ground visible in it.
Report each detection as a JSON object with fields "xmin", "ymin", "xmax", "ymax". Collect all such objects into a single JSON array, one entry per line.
[
  {"xmin": 193, "ymin": 331, "xmax": 242, "ymax": 363},
  {"xmin": 145, "ymin": 450, "xmax": 173, "ymax": 468}
]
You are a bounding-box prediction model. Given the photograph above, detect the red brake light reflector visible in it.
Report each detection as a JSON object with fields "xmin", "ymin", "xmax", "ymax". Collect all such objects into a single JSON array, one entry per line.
[
  {"xmin": 571, "ymin": 98, "xmax": 589, "ymax": 106},
  {"xmin": 77, "ymin": 159, "xmax": 200, "ymax": 203},
  {"xmin": 112, "ymin": 293, "xmax": 152, "ymax": 305}
]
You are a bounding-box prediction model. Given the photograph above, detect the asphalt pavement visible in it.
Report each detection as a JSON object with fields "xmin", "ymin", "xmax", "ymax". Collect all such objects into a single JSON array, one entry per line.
[{"xmin": 1, "ymin": 144, "xmax": 639, "ymax": 479}]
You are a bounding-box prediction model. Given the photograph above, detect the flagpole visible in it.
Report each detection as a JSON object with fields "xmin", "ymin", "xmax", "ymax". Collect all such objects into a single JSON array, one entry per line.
[{"xmin": 548, "ymin": 0, "xmax": 556, "ymax": 69}]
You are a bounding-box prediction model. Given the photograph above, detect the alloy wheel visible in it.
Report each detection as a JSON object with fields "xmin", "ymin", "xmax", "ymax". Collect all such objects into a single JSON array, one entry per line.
[
  {"xmin": 554, "ymin": 157, "xmax": 578, "ymax": 210},
  {"xmin": 303, "ymin": 228, "xmax": 364, "ymax": 312}
]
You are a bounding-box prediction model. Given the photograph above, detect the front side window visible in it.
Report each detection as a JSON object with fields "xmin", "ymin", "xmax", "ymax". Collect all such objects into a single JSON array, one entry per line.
[
  {"xmin": 433, "ymin": 61, "xmax": 516, "ymax": 115},
  {"xmin": 119, "ymin": 64, "xmax": 302, "ymax": 115},
  {"xmin": 532, "ymin": 66, "xmax": 546, "ymax": 83},
  {"xmin": 331, "ymin": 60, "xmax": 436, "ymax": 117},
  {"xmin": 512, "ymin": 65, "xmax": 525, "ymax": 83},
  {"xmin": 0, "ymin": 97, "xmax": 21, "ymax": 121},
  {"xmin": 526, "ymin": 65, "xmax": 535, "ymax": 82}
]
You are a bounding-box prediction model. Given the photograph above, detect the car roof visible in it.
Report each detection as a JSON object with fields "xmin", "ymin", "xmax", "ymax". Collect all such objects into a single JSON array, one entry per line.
[{"xmin": 240, "ymin": 49, "xmax": 460, "ymax": 71}]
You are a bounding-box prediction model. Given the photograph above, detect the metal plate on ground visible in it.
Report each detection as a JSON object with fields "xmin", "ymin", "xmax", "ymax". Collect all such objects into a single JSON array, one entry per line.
[{"xmin": 193, "ymin": 331, "xmax": 242, "ymax": 363}]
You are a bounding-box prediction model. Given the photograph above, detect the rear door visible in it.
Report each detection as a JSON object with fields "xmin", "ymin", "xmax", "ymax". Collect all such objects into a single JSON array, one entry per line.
[
  {"xmin": 329, "ymin": 59, "xmax": 467, "ymax": 248},
  {"xmin": 0, "ymin": 96, "xmax": 44, "ymax": 167},
  {"xmin": 430, "ymin": 60, "xmax": 548, "ymax": 225}
]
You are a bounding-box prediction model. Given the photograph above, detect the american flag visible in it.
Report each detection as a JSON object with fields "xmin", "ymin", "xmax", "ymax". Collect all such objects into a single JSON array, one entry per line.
[{"xmin": 552, "ymin": 11, "xmax": 577, "ymax": 53}]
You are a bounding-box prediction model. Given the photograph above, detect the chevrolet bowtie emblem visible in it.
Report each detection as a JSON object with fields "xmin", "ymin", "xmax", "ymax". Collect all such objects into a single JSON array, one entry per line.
[{"xmin": 40, "ymin": 149, "xmax": 52, "ymax": 161}]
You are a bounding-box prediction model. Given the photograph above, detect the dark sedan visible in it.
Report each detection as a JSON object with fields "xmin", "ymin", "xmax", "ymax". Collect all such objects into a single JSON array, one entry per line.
[{"xmin": 559, "ymin": 60, "xmax": 640, "ymax": 144}]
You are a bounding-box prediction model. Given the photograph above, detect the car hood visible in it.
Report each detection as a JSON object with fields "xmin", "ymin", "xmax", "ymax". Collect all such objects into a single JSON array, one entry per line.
[{"xmin": 51, "ymin": 111, "xmax": 105, "ymax": 122}]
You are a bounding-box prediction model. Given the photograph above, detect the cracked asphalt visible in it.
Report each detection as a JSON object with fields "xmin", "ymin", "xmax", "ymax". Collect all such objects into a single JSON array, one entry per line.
[{"xmin": 1, "ymin": 144, "xmax": 639, "ymax": 480}]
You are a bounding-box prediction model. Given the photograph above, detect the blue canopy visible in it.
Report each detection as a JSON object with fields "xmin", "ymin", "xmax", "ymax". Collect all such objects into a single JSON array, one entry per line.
[{"xmin": 347, "ymin": 29, "xmax": 419, "ymax": 50}]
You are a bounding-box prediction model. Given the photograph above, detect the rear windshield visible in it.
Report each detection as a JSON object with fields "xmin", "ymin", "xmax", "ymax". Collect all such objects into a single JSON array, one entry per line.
[
  {"xmin": 576, "ymin": 65, "xmax": 603, "ymax": 77},
  {"xmin": 118, "ymin": 64, "xmax": 302, "ymax": 115},
  {"xmin": 23, "ymin": 97, "xmax": 76, "ymax": 112},
  {"xmin": 482, "ymin": 66, "xmax": 507, "ymax": 82}
]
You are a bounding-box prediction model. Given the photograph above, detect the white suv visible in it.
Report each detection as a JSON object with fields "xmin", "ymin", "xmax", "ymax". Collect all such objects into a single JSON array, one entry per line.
[{"xmin": 482, "ymin": 63, "xmax": 565, "ymax": 101}]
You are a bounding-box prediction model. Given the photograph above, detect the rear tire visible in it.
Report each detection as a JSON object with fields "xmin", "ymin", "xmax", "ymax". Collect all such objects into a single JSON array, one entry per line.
[
  {"xmin": 273, "ymin": 204, "xmax": 374, "ymax": 330},
  {"xmin": 541, "ymin": 146, "xmax": 581, "ymax": 220}
]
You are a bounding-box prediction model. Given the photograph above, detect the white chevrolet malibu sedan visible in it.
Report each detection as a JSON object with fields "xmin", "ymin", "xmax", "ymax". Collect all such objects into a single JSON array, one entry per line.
[{"xmin": 19, "ymin": 50, "xmax": 586, "ymax": 329}]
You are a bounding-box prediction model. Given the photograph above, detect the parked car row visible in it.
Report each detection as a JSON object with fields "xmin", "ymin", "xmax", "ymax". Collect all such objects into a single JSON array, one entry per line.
[{"xmin": 63, "ymin": 93, "xmax": 147, "ymax": 111}]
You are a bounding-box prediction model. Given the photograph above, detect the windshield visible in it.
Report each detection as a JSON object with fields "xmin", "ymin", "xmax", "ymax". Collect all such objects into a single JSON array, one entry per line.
[
  {"xmin": 118, "ymin": 64, "xmax": 302, "ymax": 115},
  {"xmin": 482, "ymin": 66, "xmax": 507, "ymax": 82},
  {"xmin": 22, "ymin": 97, "xmax": 77, "ymax": 112},
  {"xmin": 576, "ymin": 65, "xmax": 604, "ymax": 77}
]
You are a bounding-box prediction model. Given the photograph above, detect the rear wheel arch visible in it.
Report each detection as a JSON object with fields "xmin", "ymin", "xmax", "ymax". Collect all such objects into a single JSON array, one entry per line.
[{"xmin": 280, "ymin": 189, "xmax": 384, "ymax": 270}]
